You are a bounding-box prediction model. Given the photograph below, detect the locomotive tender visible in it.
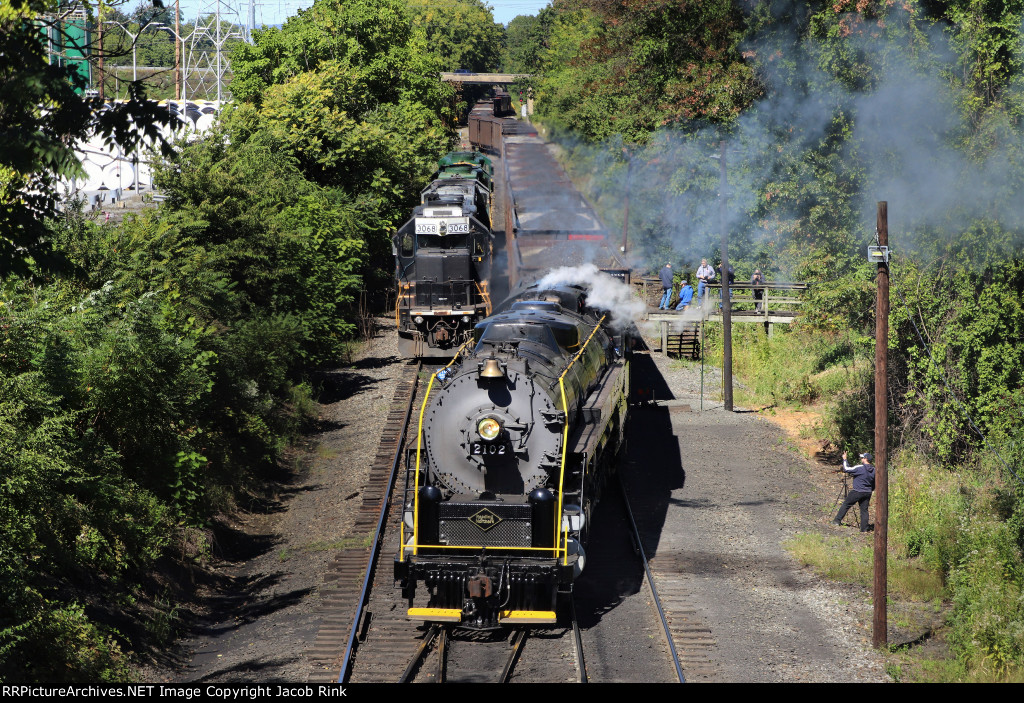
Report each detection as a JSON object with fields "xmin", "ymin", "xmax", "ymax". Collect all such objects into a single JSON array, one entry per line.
[
  {"xmin": 394, "ymin": 151, "xmax": 495, "ymax": 358},
  {"xmin": 394, "ymin": 281, "xmax": 631, "ymax": 628}
]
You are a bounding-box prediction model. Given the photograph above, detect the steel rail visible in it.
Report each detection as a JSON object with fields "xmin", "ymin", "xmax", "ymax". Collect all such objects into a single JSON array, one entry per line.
[
  {"xmin": 399, "ymin": 623, "xmax": 441, "ymax": 683},
  {"xmin": 337, "ymin": 361, "xmax": 422, "ymax": 684},
  {"xmin": 616, "ymin": 473, "xmax": 686, "ymax": 683},
  {"xmin": 500, "ymin": 630, "xmax": 528, "ymax": 683},
  {"xmin": 571, "ymin": 597, "xmax": 588, "ymax": 683},
  {"xmin": 436, "ymin": 626, "xmax": 448, "ymax": 683}
]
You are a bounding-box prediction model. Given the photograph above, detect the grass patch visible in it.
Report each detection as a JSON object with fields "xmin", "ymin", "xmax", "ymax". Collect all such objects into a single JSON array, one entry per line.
[
  {"xmin": 315, "ymin": 444, "xmax": 339, "ymax": 459},
  {"xmin": 702, "ymin": 324, "xmax": 871, "ymax": 410},
  {"xmin": 900, "ymin": 652, "xmax": 1024, "ymax": 683},
  {"xmin": 786, "ymin": 533, "xmax": 872, "ymax": 584},
  {"xmin": 785, "ymin": 533, "xmax": 944, "ymax": 601}
]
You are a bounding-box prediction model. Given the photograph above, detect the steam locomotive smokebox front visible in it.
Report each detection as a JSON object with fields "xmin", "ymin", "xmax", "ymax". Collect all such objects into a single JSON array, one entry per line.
[{"xmin": 423, "ymin": 355, "xmax": 563, "ymax": 497}]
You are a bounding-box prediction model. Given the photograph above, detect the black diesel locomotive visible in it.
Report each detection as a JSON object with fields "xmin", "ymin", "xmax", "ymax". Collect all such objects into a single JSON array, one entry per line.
[
  {"xmin": 394, "ymin": 151, "xmax": 495, "ymax": 358},
  {"xmin": 394, "ymin": 281, "xmax": 631, "ymax": 628}
]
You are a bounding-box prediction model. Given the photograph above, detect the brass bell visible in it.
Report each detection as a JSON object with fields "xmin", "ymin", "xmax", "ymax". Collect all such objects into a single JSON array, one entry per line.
[{"xmin": 479, "ymin": 358, "xmax": 504, "ymax": 378}]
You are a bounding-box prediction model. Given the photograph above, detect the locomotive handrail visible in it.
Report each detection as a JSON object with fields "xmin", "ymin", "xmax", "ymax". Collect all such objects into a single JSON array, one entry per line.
[
  {"xmin": 403, "ymin": 338, "xmax": 475, "ymax": 560},
  {"xmin": 555, "ymin": 315, "xmax": 607, "ymax": 564},
  {"xmin": 474, "ymin": 280, "xmax": 492, "ymax": 316}
]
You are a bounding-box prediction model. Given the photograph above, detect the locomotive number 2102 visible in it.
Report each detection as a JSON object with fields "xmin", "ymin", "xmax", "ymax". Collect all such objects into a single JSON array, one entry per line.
[{"xmin": 471, "ymin": 442, "xmax": 508, "ymax": 455}]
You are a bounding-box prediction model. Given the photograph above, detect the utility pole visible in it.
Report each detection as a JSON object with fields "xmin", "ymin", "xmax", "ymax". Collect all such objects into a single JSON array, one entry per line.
[
  {"xmin": 97, "ymin": 8, "xmax": 105, "ymax": 101},
  {"xmin": 175, "ymin": 0, "xmax": 181, "ymax": 100},
  {"xmin": 873, "ymin": 201, "xmax": 889, "ymax": 648},
  {"xmin": 719, "ymin": 140, "xmax": 733, "ymax": 412},
  {"xmin": 621, "ymin": 147, "xmax": 630, "ymax": 258}
]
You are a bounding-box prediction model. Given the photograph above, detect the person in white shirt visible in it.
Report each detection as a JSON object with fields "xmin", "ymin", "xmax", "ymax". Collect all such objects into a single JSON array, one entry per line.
[{"xmin": 695, "ymin": 259, "xmax": 715, "ymax": 303}]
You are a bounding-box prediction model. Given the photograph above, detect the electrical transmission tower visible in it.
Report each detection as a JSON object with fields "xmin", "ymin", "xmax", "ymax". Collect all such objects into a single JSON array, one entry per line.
[{"xmin": 183, "ymin": 0, "xmax": 247, "ymax": 103}]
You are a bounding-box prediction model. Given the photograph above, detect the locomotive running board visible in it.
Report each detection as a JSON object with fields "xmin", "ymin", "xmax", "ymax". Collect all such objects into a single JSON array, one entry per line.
[
  {"xmin": 407, "ymin": 607, "xmax": 462, "ymax": 623},
  {"xmin": 498, "ymin": 610, "xmax": 557, "ymax": 624}
]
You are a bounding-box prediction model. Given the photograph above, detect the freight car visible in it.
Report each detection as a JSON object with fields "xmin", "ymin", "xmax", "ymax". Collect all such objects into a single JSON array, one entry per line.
[
  {"xmin": 394, "ymin": 151, "xmax": 495, "ymax": 358},
  {"xmin": 492, "ymin": 90, "xmax": 512, "ymax": 117},
  {"xmin": 394, "ymin": 279, "xmax": 631, "ymax": 628},
  {"xmin": 467, "ymin": 105, "xmax": 506, "ymax": 155},
  {"xmin": 502, "ymin": 132, "xmax": 630, "ymax": 290}
]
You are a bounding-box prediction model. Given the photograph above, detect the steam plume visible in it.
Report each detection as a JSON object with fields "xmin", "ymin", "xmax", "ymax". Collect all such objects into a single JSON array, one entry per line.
[{"xmin": 536, "ymin": 263, "xmax": 646, "ymax": 327}]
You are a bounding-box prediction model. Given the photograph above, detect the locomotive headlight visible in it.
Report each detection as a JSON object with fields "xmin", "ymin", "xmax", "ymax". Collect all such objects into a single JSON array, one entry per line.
[
  {"xmin": 414, "ymin": 316, "xmax": 424, "ymax": 324},
  {"xmin": 477, "ymin": 417, "xmax": 502, "ymax": 441}
]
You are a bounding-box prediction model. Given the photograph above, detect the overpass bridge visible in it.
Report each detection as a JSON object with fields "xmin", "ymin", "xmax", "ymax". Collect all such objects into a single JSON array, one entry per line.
[{"xmin": 439, "ymin": 72, "xmax": 533, "ymax": 84}]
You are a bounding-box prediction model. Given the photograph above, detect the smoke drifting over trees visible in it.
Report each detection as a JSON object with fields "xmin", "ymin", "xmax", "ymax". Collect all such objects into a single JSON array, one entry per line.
[{"xmin": 527, "ymin": 1, "xmax": 1024, "ymax": 274}]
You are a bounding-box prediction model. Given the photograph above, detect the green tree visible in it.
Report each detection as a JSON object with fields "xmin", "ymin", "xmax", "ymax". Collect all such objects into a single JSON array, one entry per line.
[
  {"xmin": 229, "ymin": 0, "xmax": 455, "ymax": 282},
  {"xmin": 0, "ymin": 0, "xmax": 173, "ymax": 276},
  {"xmin": 534, "ymin": 0, "xmax": 759, "ymax": 142},
  {"xmin": 503, "ymin": 10, "xmax": 556, "ymax": 73},
  {"xmin": 407, "ymin": 0, "xmax": 505, "ymax": 72},
  {"xmin": 230, "ymin": 0, "xmax": 434, "ymax": 108}
]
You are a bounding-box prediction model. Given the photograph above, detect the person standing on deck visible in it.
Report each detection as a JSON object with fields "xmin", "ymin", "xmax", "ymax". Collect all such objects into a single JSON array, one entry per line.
[
  {"xmin": 751, "ymin": 268, "xmax": 765, "ymax": 312},
  {"xmin": 658, "ymin": 263, "xmax": 674, "ymax": 309},
  {"xmin": 695, "ymin": 259, "xmax": 715, "ymax": 304}
]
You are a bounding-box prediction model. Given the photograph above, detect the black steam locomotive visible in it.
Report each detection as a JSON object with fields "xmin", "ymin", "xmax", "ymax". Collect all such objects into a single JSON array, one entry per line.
[
  {"xmin": 394, "ymin": 151, "xmax": 495, "ymax": 358},
  {"xmin": 394, "ymin": 281, "xmax": 631, "ymax": 628}
]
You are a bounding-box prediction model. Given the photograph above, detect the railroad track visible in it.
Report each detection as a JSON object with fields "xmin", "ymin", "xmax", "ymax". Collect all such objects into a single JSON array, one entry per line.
[
  {"xmin": 395, "ymin": 625, "xmax": 531, "ymax": 683},
  {"xmin": 306, "ymin": 360, "xmax": 422, "ymax": 684},
  {"xmin": 617, "ymin": 471, "xmax": 718, "ymax": 680},
  {"xmin": 615, "ymin": 473, "xmax": 686, "ymax": 683}
]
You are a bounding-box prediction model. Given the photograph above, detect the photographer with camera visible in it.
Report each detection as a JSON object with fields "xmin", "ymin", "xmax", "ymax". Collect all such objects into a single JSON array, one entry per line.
[{"xmin": 832, "ymin": 451, "xmax": 875, "ymax": 532}]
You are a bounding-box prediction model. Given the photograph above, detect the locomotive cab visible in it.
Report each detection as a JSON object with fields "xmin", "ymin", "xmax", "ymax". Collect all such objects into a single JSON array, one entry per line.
[{"xmin": 394, "ymin": 199, "xmax": 494, "ymax": 358}]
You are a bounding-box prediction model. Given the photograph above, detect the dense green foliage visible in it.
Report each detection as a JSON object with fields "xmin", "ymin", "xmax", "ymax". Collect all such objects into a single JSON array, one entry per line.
[
  {"xmin": 407, "ymin": 0, "xmax": 504, "ymax": 73},
  {"xmin": 1, "ymin": 0, "xmax": 456, "ymax": 681},
  {"xmin": 502, "ymin": 12, "xmax": 551, "ymax": 74},
  {"xmin": 528, "ymin": 0, "xmax": 760, "ymax": 141}
]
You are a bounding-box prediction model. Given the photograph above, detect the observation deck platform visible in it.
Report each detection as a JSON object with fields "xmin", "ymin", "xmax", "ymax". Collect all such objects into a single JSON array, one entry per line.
[{"xmin": 640, "ymin": 281, "xmax": 810, "ymax": 358}]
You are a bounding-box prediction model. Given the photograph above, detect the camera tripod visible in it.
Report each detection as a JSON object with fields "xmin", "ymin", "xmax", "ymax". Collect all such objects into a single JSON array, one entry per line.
[{"xmin": 831, "ymin": 471, "xmax": 860, "ymax": 527}]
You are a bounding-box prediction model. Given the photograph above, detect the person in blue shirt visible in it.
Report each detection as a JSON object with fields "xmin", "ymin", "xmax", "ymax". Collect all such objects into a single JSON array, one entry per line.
[
  {"xmin": 658, "ymin": 263, "xmax": 674, "ymax": 309},
  {"xmin": 675, "ymin": 280, "xmax": 694, "ymax": 311},
  {"xmin": 832, "ymin": 451, "xmax": 875, "ymax": 532}
]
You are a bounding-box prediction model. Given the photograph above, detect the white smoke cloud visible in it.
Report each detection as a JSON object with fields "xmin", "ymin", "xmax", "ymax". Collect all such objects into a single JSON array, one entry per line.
[{"xmin": 536, "ymin": 263, "xmax": 646, "ymax": 328}]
